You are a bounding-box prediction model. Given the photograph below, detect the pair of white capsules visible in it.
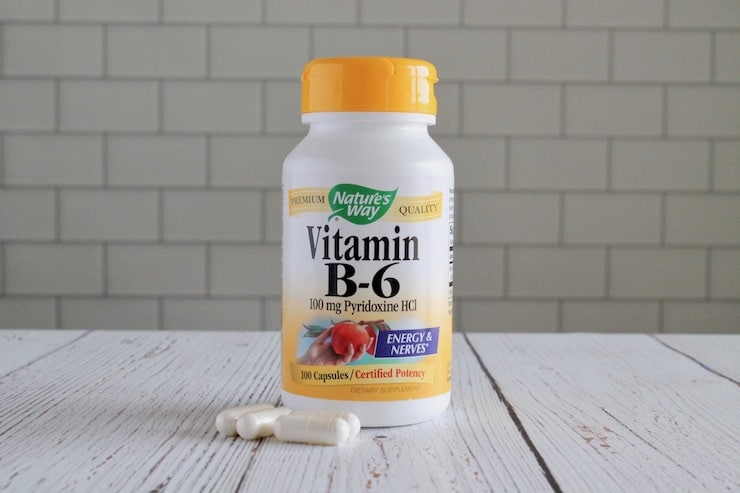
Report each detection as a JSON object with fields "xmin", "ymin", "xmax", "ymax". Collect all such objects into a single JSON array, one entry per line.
[{"xmin": 215, "ymin": 403, "xmax": 361, "ymax": 446}]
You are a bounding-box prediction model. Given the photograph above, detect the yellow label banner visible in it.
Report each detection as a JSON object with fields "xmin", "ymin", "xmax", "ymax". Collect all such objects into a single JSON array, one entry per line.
[
  {"xmin": 290, "ymin": 362, "xmax": 436, "ymax": 386},
  {"xmin": 385, "ymin": 191, "xmax": 443, "ymax": 222},
  {"xmin": 288, "ymin": 188, "xmax": 331, "ymax": 216},
  {"xmin": 288, "ymin": 187, "xmax": 443, "ymax": 222}
]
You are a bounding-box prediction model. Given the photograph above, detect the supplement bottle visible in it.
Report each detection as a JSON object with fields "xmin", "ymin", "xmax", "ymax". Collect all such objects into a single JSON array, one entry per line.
[{"xmin": 282, "ymin": 57, "xmax": 454, "ymax": 427}]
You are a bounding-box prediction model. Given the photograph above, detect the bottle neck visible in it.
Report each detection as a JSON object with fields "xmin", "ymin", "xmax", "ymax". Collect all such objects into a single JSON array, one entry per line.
[{"xmin": 302, "ymin": 111, "xmax": 436, "ymax": 127}]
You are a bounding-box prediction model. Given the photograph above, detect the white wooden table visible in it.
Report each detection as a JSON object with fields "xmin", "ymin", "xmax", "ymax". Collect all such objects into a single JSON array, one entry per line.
[{"xmin": 1, "ymin": 330, "xmax": 738, "ymax": 492}]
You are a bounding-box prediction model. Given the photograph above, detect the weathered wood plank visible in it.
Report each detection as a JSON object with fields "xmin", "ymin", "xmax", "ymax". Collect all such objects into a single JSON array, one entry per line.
[
  {"xmin": 0, "ymin": 329, "xmax": 87, "ymax": 376},
  {"xmin": 465, "ymin": 333, "xmax": 740, "ymax": 492},
  {"xmin": 235, "ymin": 334, "xmax": 552, "ymax": 493},
  {"xmin": 0, "ymin": 331, "xmax": 281, "ymax": 492},
  {"xmin": 0, "ymin": 332, "xmax": 550, "ymax": 492},
  {"xmin": 655, "ymin": 334, "xmax": 740, "ymax": 382}
]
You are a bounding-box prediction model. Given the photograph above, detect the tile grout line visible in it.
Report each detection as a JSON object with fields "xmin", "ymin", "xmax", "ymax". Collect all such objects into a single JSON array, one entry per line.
[
  {"xmin": 556, "ymin": 300, "xmax": 563, "ymax": 332},
  {"xmin": 205, "ymin": 24, "xmax": 212, "ymax": 79},
  {"xmin": 54, "ymin": 187, "xmax": 61, "ymax": 241},
  {"xmin": 561, "ymin": 0, "xmax": 567, "ymax": 28},
  {"xmin": 0, "ymin": 243, "xmax": 5, "ymax": 295},
  {"xmin": 604, "ymin": 247, "xmax": 611, "ymax": 298},
  {"xmin": 102, "ymin": 24, "xmax": 108, "ymax": 77},
  {"xmin": 102, "ymin": 133, "xmax": 109, "ymax": 186},
  {"xmin": 607, "ymin": 29, "xmax": 614, "ymax": 82},
  {"xmin": 0, "ymin": 134, "xmax": 4, "ymax": 185},
  {"xmin": 157, "ymin": 188, "xmax": 164, "ymax": 242},
  {"xmin": 205, "ymin": 243, "xmax": 211, "ymax": 297},
  {"xmin": 705, "ymin": 247, "xmax": 712, "ymax": 300},
  {"xmin": 605, "ymin": 137, "xmax": 613, "ymax": 190},
  {"xmin": 102, "ymin": 242, "xmax": 109, "ymax": 297},
  {"xmin": 707, "ymin": 139, "xmax": 715, "ymax": 191},
  {"xmin": 504, "ymin": 28, "xmax": 512, "ymax": 82},
  {"xmin": 709, "ymin": 29, "xmax": 716, "ymax": 84}
]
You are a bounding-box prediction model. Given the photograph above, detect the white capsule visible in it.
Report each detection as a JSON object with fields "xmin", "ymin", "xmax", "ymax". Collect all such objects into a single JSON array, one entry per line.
[
  {"xmin": 291, "ymin": 410, "xmax": 361, "ymax": 439},
  {"xmin": 215, "ymin": 404, "xmax": 274, "ymax": 436},
  {"xmin": 274, "ymin": 414, "xmax": 351, "ymax": 446},
  {"xmin": 236, "ymin": 407, "xmax": 293, "ymax": 440}
]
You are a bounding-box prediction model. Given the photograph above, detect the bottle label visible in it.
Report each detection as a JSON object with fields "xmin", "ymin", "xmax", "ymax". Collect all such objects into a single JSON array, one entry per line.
[{"xmin": 282, "ymin": 174, "xmax": 453, "ymax": 401}]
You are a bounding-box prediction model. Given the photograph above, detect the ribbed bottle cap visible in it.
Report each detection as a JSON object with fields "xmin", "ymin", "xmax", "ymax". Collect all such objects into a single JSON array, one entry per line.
[{"xmin": 301, "ymin": 57, "xmax": 438, "ymax": 115}]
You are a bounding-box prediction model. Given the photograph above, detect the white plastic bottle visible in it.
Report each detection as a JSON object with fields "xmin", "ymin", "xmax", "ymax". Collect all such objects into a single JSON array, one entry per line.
[{"xmin": 282, "ymin": 57, "xmax": 454, "ymax": 427}]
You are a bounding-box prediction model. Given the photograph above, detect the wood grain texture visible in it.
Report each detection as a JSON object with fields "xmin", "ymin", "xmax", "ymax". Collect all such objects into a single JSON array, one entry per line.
[
  {"xmin": 466, "ymin": 333, "xmax": 740, "ymax": 492},
  {"xmin": 656, "ymin": 334, "xmax": 740, "ymax": 382},
  {"xmin": 0, "ymin": 329, "xmax": 86, "ymax": 376},
  {"xmin": 1, "ymin": 331, "xmax": 738, "ymax": 492}
]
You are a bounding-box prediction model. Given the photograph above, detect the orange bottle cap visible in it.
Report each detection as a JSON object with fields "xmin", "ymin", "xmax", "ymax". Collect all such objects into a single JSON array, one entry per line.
[{"xmin": 301, "ymin": 57, "xmax": 438, "ymax": 115}]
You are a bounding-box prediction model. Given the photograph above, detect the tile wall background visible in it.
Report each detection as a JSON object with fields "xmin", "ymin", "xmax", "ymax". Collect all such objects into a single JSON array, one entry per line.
[{"xmin": 0, "ymin": 0, "xmax": 738, "ymax": 332}]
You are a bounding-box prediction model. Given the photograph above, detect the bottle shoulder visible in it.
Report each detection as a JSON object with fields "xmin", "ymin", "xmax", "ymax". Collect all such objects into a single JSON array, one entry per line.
[{"xmin": 283, "ymin": 130, "xmax": 453, "ymax": 176}]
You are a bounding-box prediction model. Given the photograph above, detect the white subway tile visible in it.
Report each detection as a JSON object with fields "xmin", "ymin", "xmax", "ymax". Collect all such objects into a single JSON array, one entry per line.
[
  {"xmin": 563, "ymin": 302, "xmax": 659, "ymax": 332},
  {"xmin": 564, "ymin": 194, "xmax": 661, "ymax": 245},
  {"xmin": 163, "ymin": 82, "xmax": 261, "ymax": 133},
  {"xmin": 5, "ymin": 244, "xmax": 103, "ymax": 295},
  {"xmin": 711, "ymin": 249, "xmax": 740, "ymax": 298},
  {"xmin": 60, "ymin": 0, "xmax": 158, "ymax": 21},
  {"xmin": 264, "ymin": 190, "xmax": 281, "ymax": 243},
  {"xmin": 210, "ymin": 245, "xmax": 281, "ymax": 296},
  {"xmin": 669, "ymin": 0, "xmax": 740, "ymax": 28},
  {"xmin": 408, "ymin": 28, "xmax": 506, "ymax": 80},
  {"xmin": 211, "ymin": 27, "xmax": 309, "ymax": 78},
  {"xmin": 462, "ymin": 192, "xmax": 559, "ymax": 243},
  {"xmin": 610, "ymin": 248, "xmax": 705, "ymax": 298},
  {"xmin": 163, "ymin": 299, "xmax": 262, "ymax": 330},
  {"xmin": 509, "ymin": 138, "xmax": 607, "ymax": 189},
  {"xmin": 716, "ymin": 33, "xmax": 740, "ymax": 83},
  {"xmin": 613, "ymin": 31, "xmax": 710, "ymax": 82},
  {"xmin": 163, "ymin": 0, "xmax": 260, "ymax": 22},
  {"xmin": 60, "ymin": 81, "xmax": 158, "ymax": 132},
  {"xmin": 0, "ymin": 190, "xmax": 55, "ymax": 240},
  {"xmin": 666, "ymin": 195, "xmax": 740, "ymax": 245},
  {"xmin": 108, "ymin": 26, "xmax": 206, "ymax": 78},
  {"xmin": 266, "ymin": 0, "xmax": 355, "ymax": 24},
  {"xmin": 567, "ymin": 0, "xmax": 664, "ymax": 27},
  {"xmin": 61, "ymin": 298, "xmax": 158, "ymax": 330},
  {"xmin": 611, "ymin": 140, "xmax": 709, "ymax": 191},
  {"xmin": 0, "ymin": 298, "xmax": 56, "ymax": 329},
  {"xmin": 4, "ymin": 135, "xmax": 102, "ymax": 186},
  {"xmin": 433, "ymin": 82, "xmax": 461, "ymax": 135},
  {"xmin": 463, "ymin": 0, "xmax": 562, "ymax": 26},
  {"xmin": 211, "ymin": 136, "xmax": 288, "ymax": 187},
  {"xmin": 313, "ymin": 27, "xmax": 404, "ymax": 58},
  {"xmin": 663, "ymin": 303, "xmax": 740, "ymax": 333},
  {"xmin": 511, "ymin": 30, "xmax": 608, "ymax": 81},
  {"xmin": 458, "ymin": 301, "xmax": 557, "ymax": 332},
  {"xmin": 668, "ymin": 87, "xmax": 740, "ymax": 138},
  {"xmin": 463, "ymin": 84, "xmax": 560, "ymax": 135},
  {"xmin": 509, "ymin": 247, "xmax": 606, "ymax": 297},
  {"xmin": 0, "ymin": 0, "xmax": 54, "ymax": 20},
  {"xmin": 565, "ymin": 86, "xmax": 662, "ymax": 137},
  {"xmin": 436, "ymin": 138, "xmax": 505, "ymax": 189},
  {"xmin": 108, "ymin": 245, "xmax": 206, "ymax": 296},
  {"xmin": 264, "ymin": 297, "xmax": 281, "ymax": 330},
  {"xmin": 108, "ymin": 136, "xmax": 206, "ymax": 187},
  {"xmin": 454, "ymin": 246, "xmax": 505, "ymax": 297},
  {"xmin": 360, "ymin": 0, "xmax": 460, "ymax": 25},
  {"xmin": 162, "ymin": 191, "xmax": 262, "ymax": 241},
  {"xmin": 3, "ymin": 25, "xmax": 102, "ymax": 77},
  {"xmin": 265, "ymin": 81, "xmax": 303, "ymax": 134},
  {"xmin": 60, "ymin": 190, "xmax": 158, "ymax": 241},
  {"xmin": 0, "ymin": 80, "xmax": 54, "ymax": 131},
  {"xmin": 713, "ymin": 141, "xmax": 740, "ymax": 191}
]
